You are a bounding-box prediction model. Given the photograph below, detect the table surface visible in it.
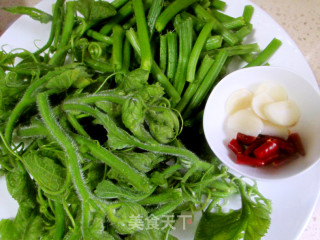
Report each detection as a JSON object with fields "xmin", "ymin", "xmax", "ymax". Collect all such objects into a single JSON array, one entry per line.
[{"xmin": 0, "ymin": 0, "xmax": 319, "ymax": 239}]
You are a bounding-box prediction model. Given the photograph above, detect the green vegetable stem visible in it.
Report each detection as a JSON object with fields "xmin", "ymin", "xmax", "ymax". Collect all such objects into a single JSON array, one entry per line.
[
  {"xmin": 155, "ymin": 0, "xmax": 200, "ymax": 32},
  {"xmin": 132, "ymin": 0, "xmax": 153, "ymax": 72},
  {"xmin": 183, "ymin": 49, "xmax": 228, "ymax": 118},
  {"xmin": 186, "ymin": 20, "xmax": 215, "ymax": 83},
  {"xmin": 172, "ymin": 16, "xmax": 193, "ymax": 95}
]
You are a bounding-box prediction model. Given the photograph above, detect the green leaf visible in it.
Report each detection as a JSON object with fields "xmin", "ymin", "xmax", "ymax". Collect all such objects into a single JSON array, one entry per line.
[
  {"xmin": 23, "ymin": 151, "xmax": 66, "ymax": 192},
  {"xmin": 5, "ymin": 168, "xmax": 36, "ymax": 206},
  {"xmin": 194, "ymin": 181, "xmax": 271, "ymax": 240},
  {"xmin": 3, "ymin": 6, "xmax": 52, "ymax": 23},
  {"xmin": 41, "ymin": 227, "xmax": 57, "ymax": 240},
  {"xmin": 117, "ymin": 68, "xmax": 149, "ymax": 93},
  {"xmin": 95, "ymin": 179, "xmax": 152, "ymax": 200},
  {"xmin": 136, "ymin": 83, "xmax": 165, "ymax": 104},
  {"xmin": 146, "ymin": 106, "xmax": 180, "ymax": 144},
  {"xmin": 46, "ymin": 66, "xmax": 91, "ymax": 91},
  {"xmin": 106, "ymin": 128, "xmax": 134, "ymax": 150},
  {"xmin": 195, "ymin": 209, "xmax": 244, "ymax": 240},
  {"xmin": 88, "ymin": 212, "xmax": 115, "ymax": 240},
  {"xmin": 105, "ymin": 202, "xmax": 148, "ymax": 234},
  {"xmin": 242, "ymin": 192, "xmax": 271, "ymax": 239},
  {"xmin": 107, "ymin": 168, "xmax": 129, "ymax": 183},
  {"xmin": 122, "ymin": 96, "xmax": 156, "ymax": 143},
  {"xmin": 96, "ymin": 101, "xmax": 122, "ymax": 117},
  {"xmin": 85, "ymin": 162, "xmax": 105, "ymax": 190},
  {"xmin": 0, "ymin": 70, "xmax": 27, "ymax": 115},
  {"xmin": 0, "ymin": 219, "xmax": 15, "ymax": 239},
  {"xmin": 75, "ymin": 0, "xmax": 117, "ymax": 21},
  {"xmin": 115, "ymin": 151, "xmax": 166, "ymax": 173},
  {"xmin": 0, "ymin": 206, "xmax": 44, "ymax": 240},
  {"xmin": 23, "ymin": 215, "xmax": 45, "ymax": 240}
]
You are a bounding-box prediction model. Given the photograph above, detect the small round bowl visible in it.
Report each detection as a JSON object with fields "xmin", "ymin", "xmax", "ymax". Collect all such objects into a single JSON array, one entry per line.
[{"xmin": 203, "ymin": 66, "xmax": 320, "ymax": 181}]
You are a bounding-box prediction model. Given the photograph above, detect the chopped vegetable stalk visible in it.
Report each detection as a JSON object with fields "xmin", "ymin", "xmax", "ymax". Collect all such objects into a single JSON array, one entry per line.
[
  {"xmin": 112, "ymin": 25, "xmax": 125, "ymax": 71},
  {"xmin": 159, "ymin": 34, "xmax": 168, "ymax": 72},
  {"xmin": 155, "ymin": 0, "xmax": 200, "ymax": 32},
  {"xmin": 204, "ymin": 35, "xmax": 223, "ymax": 51},
  {"xmin": 211, "ymin": 0, "xmax": 226, "ymax": 11},
  {"xmin": 166, "ymin": 31, "xmax": 178, "ymax": 79},
  {"xmin": 243, "ymin": 5, "xmax": 254, "ymax": 23},
  {"xmin": 147, "ymin": 0, "xmax": 163, "ymax": 37},
  {"xmin": 186, "ymin": 20, "xmax": 215, "ymax": 83},
  {"xmin": 183, "ymin": 50, "xmax": 228, "ymax": 118},
  {"xmin": 244, "ymin": 38, "xmax": 282, "ymax": 67},
  {"xmin": 125, "ymin": 28, "xmax": 181, "ymax": 103},
  {"xmin": 176, "ymin": 55, "xmax": 214, "ymax": 112},
  {"xmin": 173, "ymin": 17, "xmax": 193, "ymax": 94},
  {"xmin": 132, "ymin": 0, "xmax": 153, "ymax": 72},
  {"xmin": 99, "ymin": 2, "xmax": 133, "ymax": 35}
]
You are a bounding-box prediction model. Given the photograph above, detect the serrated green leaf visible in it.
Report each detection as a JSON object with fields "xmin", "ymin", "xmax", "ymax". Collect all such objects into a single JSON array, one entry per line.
[
  {"xmin": 115, "ymin": 151, "xmax": 166, "ymax": 173},
  {"xmin": 46, "ymin": 66, "xmax": 91, "ymax": 91},
  {"xmin": 5, "ymin": 168, "xmax": 36, "ymax": 206},
  {"xmin": 75, "ymin": 0, "xmax": 117, "ymax": 21},
  {"xmin": 117, "ymin": 68, "xmax": 149, "ymax": 93},
  {"xmin": 0, "ymin": 206, "xmax": 44, "ymax": 240},
  {"xmin": 146, "ymin": 106, "xmax": 180, "ymax": 144},
  {"xmin": 194, "ymin": 181, "xmax": 271, "ymax": 240},
  {"xmin": 122, "ymin": 96, "xmax": 156, "ymax": 143},
  {"xmin": 105, "ymin": 202, "xmax": 148, "ymax": 234},
  {"xmin": 23, "ymin": 151, "xmax": 66, "ymax": 192},
  {"xmin": 107, "ymin": 129, "xmax": 134, "ymax": 149},
  {"xmin": 88, "ymin": 212, "xmax": 115, "ymax": 240},
  {"xmin": 95, "ymin": 180, "xmax": 152, "ymax": 200},
  {"xmin": 3, "ymin": 6, "xmax": 52, "ymax": 23}
]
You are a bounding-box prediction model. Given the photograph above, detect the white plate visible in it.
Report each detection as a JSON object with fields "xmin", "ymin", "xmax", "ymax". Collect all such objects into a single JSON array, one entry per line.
[{"xmin": 0, "ymin": 0, "xmax": 319, "ymax": 240}]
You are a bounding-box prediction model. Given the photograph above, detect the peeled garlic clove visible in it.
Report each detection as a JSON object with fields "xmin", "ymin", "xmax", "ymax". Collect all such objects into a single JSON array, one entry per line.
[
  {"xmin": 225, "ymin": 89, "xmax": 253, "ymax": 115},
  {"xmin": 261, "ymin": 121, "xmax": 289, "ymax": 139},
  {"xmin": 251, "ymin": 92, "xmax": 274, "ymax": 119},
  {"xmin": 255, "ymin": 82, "xmax": 288, "ymax": 101},
  {"xmin": 227, "ymin": 109, "xmax": 264, "ymax": 137},
  {"xmin": 263, "ymin": 100, "xmax": 300, "ymax": 127}
]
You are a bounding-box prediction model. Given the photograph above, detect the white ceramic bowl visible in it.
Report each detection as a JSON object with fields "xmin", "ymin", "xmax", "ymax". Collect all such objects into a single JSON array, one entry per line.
[{"xmin": 203, "ymin": 66, "xmax": 320, "ymax": 181}]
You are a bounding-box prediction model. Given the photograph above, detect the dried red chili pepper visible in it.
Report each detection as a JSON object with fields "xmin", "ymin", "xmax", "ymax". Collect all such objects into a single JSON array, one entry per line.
[
  {"xmin": 228, "ymin": 132, "xmax": 305, "ymax": 168},
  {"xmin": 236, "ymin": 154, "xmax": 278, "ymax": 167},
  {"xmin": 274, "ymin": 138, "xmax": 296, "ymax": 155},
  {"xmin": 236, "ymin": 132, "xmax": 257, "ymax": 145},
  {"xmin": 253, "ymin": 139, "xmax": 279, "ymax": 159},
  {"xmin": 288, "ymin": 133, "xmax": 305, "ymax": 156},
  {"xmin": 244, "ymin": 136, "xmax": 268, "ymax": 156},
  {"xmin": 228, "ymin": 139, "xmax": 243, "ymax": 155}
]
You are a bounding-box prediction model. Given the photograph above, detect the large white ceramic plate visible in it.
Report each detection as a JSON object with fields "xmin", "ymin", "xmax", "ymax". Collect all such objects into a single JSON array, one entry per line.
[{"xmin": 0, "ymin": 0, "xmax": 319, "ymax": 240}]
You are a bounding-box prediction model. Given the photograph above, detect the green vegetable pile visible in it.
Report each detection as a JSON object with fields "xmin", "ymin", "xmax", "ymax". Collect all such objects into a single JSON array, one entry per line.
[{"xmin": 0, "ymin": 0, "xmax": 281, "ymax": 239}]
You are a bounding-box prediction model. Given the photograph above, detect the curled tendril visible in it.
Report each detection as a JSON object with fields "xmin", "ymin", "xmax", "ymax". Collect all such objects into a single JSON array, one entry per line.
[
  {"xmin": 88, "ymin": 42, "xmax": 105, "ymax": 60},
  {"xmin": 37, "ymin": 188, "xmax": 55, "ymax": 221},
  {"xmin": 70, "ymin": 17, "xmax": 87, "ymax": 49},
  {"xmin": 171, "ymin": 107, "xmax": 184, "ymax": 138},
  {"xmin": 156, "ymin": 97, "xmax": 171, "ymax": 108},
  {"xmin": 7, "ymin": 47, "xmax": 39, "ymax": 64}
]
